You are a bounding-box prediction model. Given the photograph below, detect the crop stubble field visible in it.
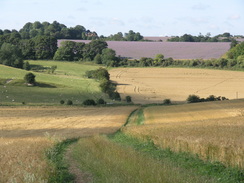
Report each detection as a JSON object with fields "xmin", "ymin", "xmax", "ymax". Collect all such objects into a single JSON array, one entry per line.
[
  {"xmin": 110, "ymin": 68, "xmax": 244, "ymax": 104},
  {"xmin": 123, "ymin": 100, "xmax": 244, "ymax": 168},
  {"xmin": 0, "ymin": 106, "xmax": 136, "ymax": 182}
]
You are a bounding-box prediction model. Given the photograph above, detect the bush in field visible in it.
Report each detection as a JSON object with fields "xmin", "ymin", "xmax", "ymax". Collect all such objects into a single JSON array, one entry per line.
[
  {"xmin": 97, "ymin": 98, "xmax": 106, "ymax": 105},
  {"xmin": 60, "ymin": 100, "xmax": 65, "ymax": 105},
  {"xmin": 66, "ymin": 100, "xmax": 73, "ymax": 105},
  {"xmin": 83, "ymin": 99, "xmax": 96, "ymax": 106},
  {"xmin": 163, "ymin": 99, "xmax": 171, "ymax": 105},
  {"xmin": 24, "ymin": 72, "xmax": 36, "ymax": 85},
  {"xmin": 187, "ymin": 95, "xmax": 201, "ymax": 103},
  {"xmin": 125, "ymin": 96, "xmax": 132, "ymax": 103},
  {"xmin": 109, "ymin": 91, "xmax": 121, "ymax": 101}
]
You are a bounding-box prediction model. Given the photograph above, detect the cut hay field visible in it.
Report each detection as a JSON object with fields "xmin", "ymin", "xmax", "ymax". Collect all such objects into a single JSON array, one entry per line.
[
  {"xmin": 58, "ymin": 40, "xmax": 230, "ymax": 59},
  {"xmin": 0, "ymin": 106, "xmax": 136, "ymax": 182},
  {"xmin": 122, "ymin": 99, "xmax": 244, "ymax": 168},
  {"xmin": 0, "ymin": 61, "xmax": 107, "ymax": 104},
  {"xmin": 110, "ymin": 68, "xmax": 244, "ymax": 104}
]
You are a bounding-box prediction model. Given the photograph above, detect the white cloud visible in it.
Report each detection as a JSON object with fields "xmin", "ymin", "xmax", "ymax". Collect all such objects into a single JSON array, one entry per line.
[
  {"xmin": 228, "ymin": 14, "xmax": 241, "ymax": 20},
  {"xmin": 77, "ymin": 7, "xmax": 87, "ymax": 12},
  {"xmin": 192, "ymin": 3, "xmax": 210, "ymax": 10},
  {"xmin": 110, "ymin": 18, "xmax": 125, "ymax": 26}
]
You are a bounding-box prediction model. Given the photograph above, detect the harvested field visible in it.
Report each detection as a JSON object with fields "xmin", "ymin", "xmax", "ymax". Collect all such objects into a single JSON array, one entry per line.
[
  {"xmin": 109, "ymin": 68, "xmax": 244, "ymax": 104},
  {"xmin": 0, "ymin": 106, "xmax": 136, "ymax": 182},
  {"xmin": 58, "ymin": 40, "xmax": 230, "ymax": 59},
  {"xmin": 122, "ymin": 99, "xmax": 244, "ymax": 168}
]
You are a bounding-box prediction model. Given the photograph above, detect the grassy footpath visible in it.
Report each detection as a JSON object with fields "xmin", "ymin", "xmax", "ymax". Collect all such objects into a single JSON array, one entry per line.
[
  {"xmin": 48, "ymin": 106, "xmax": 243, "ymax": 183},
  {"xmin": 68, "ymin": 133, "xmax": 243, "ymax": 183}
]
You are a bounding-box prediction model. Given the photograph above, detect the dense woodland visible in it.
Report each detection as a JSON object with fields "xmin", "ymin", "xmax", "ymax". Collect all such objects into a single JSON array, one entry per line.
[{"xmin": 0, "ymin": 21, "xmax": 244, "ymax": 70}]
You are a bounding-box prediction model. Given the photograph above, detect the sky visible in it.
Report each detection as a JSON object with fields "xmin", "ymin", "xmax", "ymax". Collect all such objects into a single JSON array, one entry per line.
[{"xmin": 0, "ymin": 0, "xmax": 243, "ymax": 37}]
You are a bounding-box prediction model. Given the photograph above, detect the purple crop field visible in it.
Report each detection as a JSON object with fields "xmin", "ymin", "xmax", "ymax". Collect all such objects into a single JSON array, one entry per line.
[{"xmin": 58, "ymin": 40, "xmax": 230, "ymax": 60}]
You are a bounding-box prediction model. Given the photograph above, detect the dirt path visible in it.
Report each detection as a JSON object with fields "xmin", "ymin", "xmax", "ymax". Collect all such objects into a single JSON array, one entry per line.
[{"xmin": 65, "ymin": 145, "xmax": 92, "ymax": 183}]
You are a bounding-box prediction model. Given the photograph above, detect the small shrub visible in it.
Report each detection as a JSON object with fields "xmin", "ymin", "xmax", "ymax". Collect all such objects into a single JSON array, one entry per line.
[
  {"xmin": 187, "ymin": 95, "xmax": 201, "ymax": 103},
  {"xmin": 83, "ymin": 99, "xmax": 96, "ymax": 106},
  {"xmin": 109, "ymin": 91, "xmax": 121, "ymax": 101},
  {"xmin": 125, "ymin": 96, "xmax": 132, "ymax": 103},
  {"xmin": 60, "ymin": 100, "xmax": 65, "ymax": 105},
  {"xmin": 24, "ymin": 72, "xmax": 36, "ymax": 85},
  {"xmin": 97, "ymin": 98, "xmax": 106, "ymax": 105},
  {"xmin": 22, "ymin": 101, "xmax": 26, "ymax": 105},
  {"xmin": 163, "ymin": 99, "xmax": 171, "ymax": 105},
  {"xmin": 66, "ymin": 100, "xmax": 73, "ymax": 105}
]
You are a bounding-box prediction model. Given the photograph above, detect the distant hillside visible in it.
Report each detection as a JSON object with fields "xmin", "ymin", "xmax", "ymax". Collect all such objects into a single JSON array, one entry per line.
[{"xmin": 58, "ymin": 40, "xmax": 230, "ymax": 60}]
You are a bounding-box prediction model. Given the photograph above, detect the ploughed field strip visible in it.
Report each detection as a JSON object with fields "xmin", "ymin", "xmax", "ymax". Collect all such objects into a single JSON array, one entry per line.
[
  {"xmin": 110, "ymin": 68, "xmax": 244, "ymax": 104},
  {"xmin": 0, "ymin": 106, "xmax": 136, "ymax": 183}
]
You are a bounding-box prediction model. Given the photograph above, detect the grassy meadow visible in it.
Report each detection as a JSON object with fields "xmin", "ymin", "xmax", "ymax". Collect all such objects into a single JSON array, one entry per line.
[{"xmin": 0, "ymin": 61, "xmax": 108, "ymax": 105}]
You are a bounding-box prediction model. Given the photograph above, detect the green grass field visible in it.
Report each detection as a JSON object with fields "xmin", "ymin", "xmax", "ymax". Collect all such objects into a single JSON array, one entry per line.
[{"xmin": 0, "ymin": 61, "xmax": 109, "ymax": 104}]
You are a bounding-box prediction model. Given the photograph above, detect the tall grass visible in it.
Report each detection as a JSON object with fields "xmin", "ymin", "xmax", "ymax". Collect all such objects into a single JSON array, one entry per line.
[
  {"xmin": 123, "ymin": 100, "xmax": 244, "ymax": 169},
  {"xmin": 70, "ymin": 134, "xmax": 243, "ymax": 183}
]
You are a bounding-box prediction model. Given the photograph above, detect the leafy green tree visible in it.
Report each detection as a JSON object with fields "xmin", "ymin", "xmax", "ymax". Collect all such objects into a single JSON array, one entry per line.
[
  {"xmin": 125, "ymin": 30, "xmax": 143, "ymax": 41},
  {"xmin": 94, "ymin": 54, "xmax": 102, "ymax": 64},
  {"xmin": 154, "ymin": 54, "xmax": 165, "ymax": 66},
  {"xmin": 101, "ymin": 48, "xmax": 117, "ymax": 66},
  {"xmin": 24, "ymin": 72, "xmax": 36, "ymax": 84},
  {"xmin": 82, "ymin": 40, "xmax": 107, "ymax": 60},
  {"xmin": 20, "ymin": 39, "xmax": 36, "ymax": 59},
  {"xmin": 23, "ymin": 61, "xmax": 31, "ymax": 70},
  {"xmin": 33, "ymin": 35, "xmax": 57, "ymax": 59},
  {"xmin": 0, "ymin": 43, "xmax": 23, "ymax": 68},
  {"xmin": 53, "ymin": 41, "xmax": 76, "ymax": 61},
  {"xmin": 227, "ymin": 42, "xmax": 244, "ymax": 59}
]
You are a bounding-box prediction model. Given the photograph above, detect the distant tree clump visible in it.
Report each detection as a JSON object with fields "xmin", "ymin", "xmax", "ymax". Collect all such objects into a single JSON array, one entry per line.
[
  {"xmin": 168, "ymin": 32, "xmax": 235, "ymax": 42},
  {"xmin": 187, "ymin": 94, "xmax": 228, "ymax": 103},
  {"xmin": 106, "ymin": 30, "xmax": 143, "ymax": 41}
]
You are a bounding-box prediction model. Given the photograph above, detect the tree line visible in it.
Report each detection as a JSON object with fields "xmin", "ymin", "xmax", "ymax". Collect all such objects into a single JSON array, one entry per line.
[
  {"xmin": 168, "ymin": 32, "xmax": 239, "ymax": 42},
  {"xmin": 0, "ymin": 21, "xmax": 98, "ymax": 40}
]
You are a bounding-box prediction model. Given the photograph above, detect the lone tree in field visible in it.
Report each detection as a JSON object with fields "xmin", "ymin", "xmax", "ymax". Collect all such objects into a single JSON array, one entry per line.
[{"xmin": 24, "ymin": 72, "xmax": 36, "ymax": 85}]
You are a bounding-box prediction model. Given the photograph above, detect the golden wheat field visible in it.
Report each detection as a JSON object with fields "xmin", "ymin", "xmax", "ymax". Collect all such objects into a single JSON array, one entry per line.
[
  {"xmin": 110, "ymin": 68, "xmax": 244, "ymax": 104},
  {"xmin": 0, "ymin": 106, "xmax": 136, "ymax": 183},
  {"xmin": 122, "ymin": 99, "xmax": 244, "ymax": 168}
]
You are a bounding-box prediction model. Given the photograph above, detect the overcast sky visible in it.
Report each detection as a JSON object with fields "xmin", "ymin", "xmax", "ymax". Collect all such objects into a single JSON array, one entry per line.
[{"xmin": 0, "ymin": 0, "xmax": 243, "ymax": 37}]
